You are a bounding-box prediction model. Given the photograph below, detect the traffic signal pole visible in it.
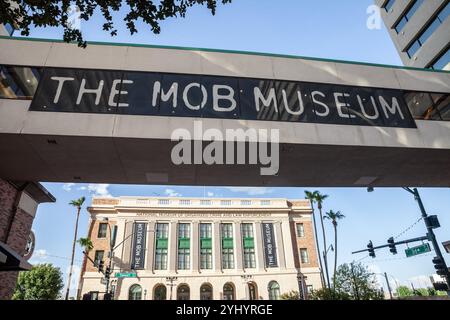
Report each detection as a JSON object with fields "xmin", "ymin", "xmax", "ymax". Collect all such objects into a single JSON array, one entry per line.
[{"xmin": 409, "ymin": 188, "xmax": 450, "ymax": 296}]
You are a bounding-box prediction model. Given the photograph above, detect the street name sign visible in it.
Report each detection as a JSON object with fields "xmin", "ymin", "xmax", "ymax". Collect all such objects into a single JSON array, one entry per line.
[
  {"xmin": 405, "ymin": 243, "xmax": 431, "ymax": 257},
  {"xmin": 115, "ymin": 272, "xmax": 137, "ymax": 278}
]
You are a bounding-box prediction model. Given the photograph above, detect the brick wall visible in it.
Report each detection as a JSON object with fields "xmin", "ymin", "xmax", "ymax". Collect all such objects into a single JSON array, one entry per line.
[
  {"xmin": 0, "ymin": 179, "xmax": 35, "ymax": 300},
  {"xmin": 290, "ymin": 218, "xmax": 319, "ymax": 269},
  {"xmin": 83, "ymin": 220, "xmax": 116, "ymax": 273}
]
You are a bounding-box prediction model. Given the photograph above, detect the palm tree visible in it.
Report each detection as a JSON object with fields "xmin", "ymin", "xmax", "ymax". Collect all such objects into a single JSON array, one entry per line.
[
  {"xmin": 65, "ymin": 196, "xmax": 86, "ymax": 300},
  {"xmin": 77, "ymin": 237, "xmax": 93, "ymax": 253},
  {"xmin": 324, "ymin": 210, "xmax": 345, "ymax": 290},
  {"xmin": 304, "ymin": 190, "xmax": 325, "ymax": 289},
  {"xmin": 314, "ymin": 191, "xmax": 330, "ymax": 289}
]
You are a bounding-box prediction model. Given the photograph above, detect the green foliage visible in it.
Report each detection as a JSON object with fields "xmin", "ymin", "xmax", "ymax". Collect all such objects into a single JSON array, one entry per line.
[
  {"xmin": 332, "ymin": 262, "xmax": 384, "ymax": 300},
  {"xmin": 13, "ymin": 263, "xmax": 64, "ymax": 300},
  {"xmin": 69, "ymin": 196, "xmax": 86, "ymax": 208},
  {"xmin": 396, "ymin": 286, "xmax": 413, "ymax": 297},
  {"xmin": 280, "ymin": 290, "xmax": 300, "ymax": 300},
  {"xmin": 0, "ymin": 1, "xmax": 232, "ymax": 47},
  {"xmin": 324, "ymin": 210, "xmax": 345, "ymax": 226},
  {"xmin": 308, "ymin": 288, "xmax": 351, "ymax": 300},
  {"xmin": 77, "ymin": 237, "xmax": 93, "ymax": 252}
]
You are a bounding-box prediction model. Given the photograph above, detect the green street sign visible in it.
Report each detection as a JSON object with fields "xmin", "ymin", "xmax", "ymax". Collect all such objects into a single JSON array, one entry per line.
[
  {"xmin": 405, "ymin": 243, "xmax": 431, "ymax": 257},
  {"xmin": 115, "ymin": 272, "xmax": 137, "ymax": 278}
]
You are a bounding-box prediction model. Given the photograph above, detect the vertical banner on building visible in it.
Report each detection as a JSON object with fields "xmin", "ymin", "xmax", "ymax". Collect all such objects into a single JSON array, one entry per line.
[
  {"xmin": 262, "ymin": 223, "xmax": 278, "ymax": 268},
  {"xmin": 131, "ymin": 222, "xmax": 147, "ymax": 270}
]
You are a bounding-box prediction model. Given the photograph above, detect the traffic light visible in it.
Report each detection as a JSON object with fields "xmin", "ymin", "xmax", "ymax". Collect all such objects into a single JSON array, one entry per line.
[
  {"xmin": 105, "ymin": 266, "xmax": 111, "ymax": 280},
  {"xmin": 97, "ymin": 260, "xmax": 104, "ymax": 273},
  {"xmin": 387, "ymin": 237, "xmax": 397, "ymax": 255},
  {"xmin": 432, "ymin": 256, "xmax": 448, "ymax": 276},
  {"xmin": 367, "ymin": 240, "xmax": 375, "ymax": 258}
]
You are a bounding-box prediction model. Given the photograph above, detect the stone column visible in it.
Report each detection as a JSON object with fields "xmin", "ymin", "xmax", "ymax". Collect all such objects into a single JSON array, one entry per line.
[
  {"xmin": 168, "ymin": 221, "xmax": 178, "ymax": 272},
  {"xmin": 281, "ymin": 219, "xmax": 296, "ymax": 269},
  {"xmin": 145, "ymin": 221, "xmax": 156, "ymax": 272},
  {"xmin": 275, "ymin": 221, "xmax": 286, "ymax": 269},
  {"xmin": 192, "ymin": 221, "xmax": 199, "ymax": 271},
  {"xmin": 213, "ymin": 221, "xmax": 221, "ymax": 272},
  {"xmin": 121, "ymin": 220, "xmax": 134, "ymax": 270},
  {"xmin": 234, "ymin": 221, "xmax": 243, "ymax": 271},
  {"xmin": 254, "ymin": 222, "xmax": 265, "ymax": 270}
]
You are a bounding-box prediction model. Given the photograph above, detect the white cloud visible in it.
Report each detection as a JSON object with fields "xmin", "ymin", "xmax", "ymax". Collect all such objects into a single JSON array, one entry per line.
[
  {"xmin": 78, "ymin": 186, "xmax": 87, "ymax": 190},
  {"xmin": 207, "ymin": 191, "xmax": 214, "ymax": 197},
  {"xmin": 164, "ymin": 188, "xmax": 181, "ymax": 197},
  {"xmin": 225, "ymin": 187, "xmax": 274, "ymax": 196},
  {"xmin": 62, "ymin": 183, "xmax": 75, "ymax": 192},
  {"xmin": 87, "ymin": 184, "xmax": 111, "ymax": 197}
]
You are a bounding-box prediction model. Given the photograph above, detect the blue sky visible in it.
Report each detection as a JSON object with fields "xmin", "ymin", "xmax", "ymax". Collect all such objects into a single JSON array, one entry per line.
[{"xmin": 22, "ymin": 0, "xmax": 450, "ymax": 297}]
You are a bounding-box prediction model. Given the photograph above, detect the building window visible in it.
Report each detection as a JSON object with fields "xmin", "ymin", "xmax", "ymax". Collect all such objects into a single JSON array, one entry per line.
[
  {"xmin": 93, "ymin": 250, "xmax": 104, "ymax": 267},
  {"xmin": 429, "ymin": 48, "xmax": 450, "ymax": 70},
  {"xmin": 241, "ymin": 200, "xmax": 252, "ymax": 205},
  {"xmin": 97, "ymin": 223, "xmax": 108, "ymax": 238},
  {"xmin": 90, "ymin": 291, "xmax": 99, "ymax": 300},
  {"xmin": 155, "ymin": 248, "xmax": 168, "ymax": 270},
  {"xmin": 300, "ymin": 248, "xmax": 309, "ymax": 264},
  {"xmin": 200, "ymin": 199, "xmax": 211, "ymax": 205},
  {"xmin": 178, "ymin": 223, "xmax": 191, "ymax": 270},
  {"xmin": 384, "ymin": 0, "xmax": 395, "ymax": 12},
  {"xmin": 155, "ymin": 223, "xmax": 169, "ymax": 270},
  {"xmin": 200, "ymin": 223, "xmax": 212, "ymax": 269},
  {"xmin": 243, "ymin": 248, "xmax": 256, "ymax": 268},
  {"xmin": 0, "ymin": 65, "xmax": 42, "ymax": 99},
  {"xmin": 394, "ymin": 0, "xmax": 424, "ymax": 33},
  {"xmin": 242, "ymin": 223, "xmax": 255, "ymax": 268},
  {"xmin": 221, "ymin": 223, "xmax": 234, "ymax": 269},
  {"xmin": 154, "ymin": 284, "xmax": 167, "ymax": 300},
  {"xmin": 4, "ymin": 23, "xmax": 15, "ymax": 36},
  {"xmin": 177, "ymin": 284, "xmax": 190, "ymax": 300},
  {"xmin": 406, "ymin": 3, "xmax": 450, "ymax": 58},
  {"xmin": 156, "ymin": 223, "xmax": 169, "ymax": 239},
  {"xmin": 128, "ymin": 284, "xmax": 142, "ymax": 300},
  {"xmin": 221, "ymin": 200, "xmax": 232, "ymax": 206},
  {"xmin": 296, "ymin": 223, "xmax": 305, "ymax": 237},
  {"xmin": 268, "ymin": 281, "xmax": 281, "ymax": 300},
  {"xmin": 179, "ymin": 199, "xmax": 190, "ymax": 205},
  {"xmin": 178, "ymin": 248, "xmax": 190, "ymax": 270},
  {"xmin": 223, "ymin": 283, "xmax": 235, "ymax": 300},
  {"xmin": 200, "ymin": 283, "xmax": 213, "ymax": 300},
  {"xmin": 178, "ymin": 223, "xmax": 190, "ymax": 238},
  {"xmin": 260, "ymin": 200, "xmax": 271, "ymax": 205},
  {"xmin": 200, "ymin": 223, "xmax": 212, "ymax": 238},
  {"xmin": 158, "ymin": 199, "xmax": 170, "ymax": 205}
]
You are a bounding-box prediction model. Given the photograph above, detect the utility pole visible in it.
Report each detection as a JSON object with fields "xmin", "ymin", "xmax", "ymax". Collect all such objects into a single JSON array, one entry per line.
[
  {"xmin": 409, "ymin": 188, "xmax": 450, "ymax": 296},
  {"xmin": 384, "ymin": 272, "xmax": 393, "ymax": 299}
]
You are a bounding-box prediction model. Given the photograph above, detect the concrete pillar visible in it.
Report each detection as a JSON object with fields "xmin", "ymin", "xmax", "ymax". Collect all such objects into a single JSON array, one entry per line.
[
  {"xmin": 281, "ymin": 219, "xmax": 296, "ymax": 269},
  {"xmin": 121, "ymin": 221, "xmax": 134, "ymax": 269},
  {"xmin": 254, "ymin": 222, "xmax": 265, "ymax": 270},
  {"xmin": 274, "ymin": 221, "xmax": 286, "ymax": 269},
  {"xmin": 234, "ymin": 222, "xmax": 243, "ymax": 271},
  {"xmin": 145, "ymin": 221, "xmax": 156, "ymax": 272},
  {"xmin": 168, "ymin": 221, "xmax": 177, "ymax": 272},
  {"xmin": 213, "ymin": 221, "xmax": 221, "ymax": 272},
  {"xmin": 192, "ymin": 221, "xmax": 199, "ymax": 271}
]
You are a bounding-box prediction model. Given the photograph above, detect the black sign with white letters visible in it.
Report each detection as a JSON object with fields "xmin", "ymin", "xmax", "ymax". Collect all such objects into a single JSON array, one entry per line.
[
  {"xmin": 30, "ymin": 67, "xmax": 417, "ymax": 128},
  {"xmin": 131, "ymin": 222, "xmax": 147, "ymax": 270},
  {"xmin": 262, "ymin": 223, "xmax": 278, "ymax": 268}
]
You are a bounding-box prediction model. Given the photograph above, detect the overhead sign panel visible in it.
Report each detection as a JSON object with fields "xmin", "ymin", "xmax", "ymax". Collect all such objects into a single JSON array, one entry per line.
[{"xmin": 30, "ymin": 67, "xmax": 417, "ymax": 128}]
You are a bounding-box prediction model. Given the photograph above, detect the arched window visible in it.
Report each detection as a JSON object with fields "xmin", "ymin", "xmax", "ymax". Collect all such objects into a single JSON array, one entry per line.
[
  {"xmin": 223, "ymin": 282, "xmax": 235, "ymax": 300},
  {"xmin": 248, "ymin": 282, "xmax": 258, "ymax": 300},
  {"xmin": 177, "ymin": 284, "xmax": 190, "ymax": 300},
  {"xmin": 200, "ymin": 283, "xmax": 213, "ymax": 300},
  {"xmin": 154, "ymin": 284, "xmax": 167, "ymax": 300},
  {"xmin": 128, "ymin": 284, "xmax": 142, "ymax": 300},
  {"xmin": 268, "ymin": 281, "xmax": 280, "ymax": 300}
]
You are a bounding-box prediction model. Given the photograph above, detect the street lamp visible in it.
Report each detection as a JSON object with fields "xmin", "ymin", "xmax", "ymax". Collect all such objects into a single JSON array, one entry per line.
[
  {"xmin": 297, "ymin": 274, "xmax": 308, "ymax": 300},
  {"xmin": 367, "ymin": 187, "xmax": 450, "ymax": 296},
  {"xmin": 166, "ymin": 276, "xmax": 178, "ymax": 300}
]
